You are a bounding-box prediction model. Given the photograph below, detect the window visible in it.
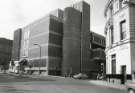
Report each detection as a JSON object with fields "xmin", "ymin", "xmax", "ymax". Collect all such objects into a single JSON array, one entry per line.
[
  {"xmin": 116, "ymin": 0, "xmax": 119, "ymax": 11},
  {"xmin": 119, "ymin": 0, "xmax": 122, "ymax": 8},
  {"xmin": 120, "ymin": 20, "xmax": 126, "ymax": 40},
  {"xmin": 122, "ymin": 0, "xmax": 126, "ymax": 7},
  {"xmin": 111, "ymin": 54, "xmax": 116, "ymax": 74},
  {"xmin": 110, "ymin": 26, "xmax": 114, "ymax": 44},
  {"xmin": 23, "ymin": 30, "xmax": 30, "ymax": 57},
  {"xmin": 119, "ymin": 0, "xmax": 126, "ymax": 8}
]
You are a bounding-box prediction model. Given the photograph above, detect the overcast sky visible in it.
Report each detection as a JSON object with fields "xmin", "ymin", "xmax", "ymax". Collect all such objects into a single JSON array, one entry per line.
[{"xmin": 0, "ymin": 0, "xmax": 107, "ymax": 40}]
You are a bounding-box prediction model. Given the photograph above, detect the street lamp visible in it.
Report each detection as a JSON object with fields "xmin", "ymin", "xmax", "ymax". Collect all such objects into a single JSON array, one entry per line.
[{"xmin": 33, "ymin": 43, "xmax": 41, "ymax": 74}]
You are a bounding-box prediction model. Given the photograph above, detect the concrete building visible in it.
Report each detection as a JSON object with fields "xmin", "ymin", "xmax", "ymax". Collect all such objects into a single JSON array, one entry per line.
[
  {"xmin": 11, "ymin": 1, "xmax": 106, "ymax": 76},
  {"xmin": 62, "ymin": 1, "xmax": 91, "ymax": 75},
  {"xmin": 90, "ymin": 32, "xmax": 105, "ymax": 49},
  {"xmin": 104, "ymin": 0, "xmax": 135, "ymax": 76},
  {"xmin": 0, "ymin": 38, "xmax": 12, "ymax": 70},
  {"xmin": 11, "ymin": 28, "xmax": 22, "ymax": 61},
  {"xmin": 90, "ymin": 32, "xmax": 106, "ymax": 76}
]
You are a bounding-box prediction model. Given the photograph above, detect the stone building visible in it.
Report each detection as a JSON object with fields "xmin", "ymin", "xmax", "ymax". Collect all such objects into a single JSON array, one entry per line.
[
  {"xmin": 104, "ymin": 0, "xmax": 135, "ymax": 76},
  {"xmin": 0, "ymin": 38, "xmax": 12, "ymax": 70}
]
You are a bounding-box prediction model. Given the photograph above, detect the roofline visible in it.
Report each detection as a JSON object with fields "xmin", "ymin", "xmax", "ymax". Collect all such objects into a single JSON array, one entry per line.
[{"xmin": 90, "ymin": 31, "xmax": 105, "ymax": 38}]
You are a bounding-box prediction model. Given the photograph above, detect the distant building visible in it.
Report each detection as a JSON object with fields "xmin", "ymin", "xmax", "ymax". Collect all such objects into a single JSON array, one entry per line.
[
  {"xmin": 11, "ymin": 28, "xmax": 22, "ymax": 61},
  {"xmin": 90, "ymin": 32, "xmax": 105, "ymax": 49},
  {"xmin": 104, "ymin": 0, "xmax": 135, "ymax": 76},
  {"xmin": 90, "ymin": 32, "xmax": 106, "ymax": 77},
  {"xmin": 0, "ymin": 38, "xmax": 12, "ymax": 70},
  {"xmin": 11, "ymin": 1, "xmax": 106, "ymax": 76}
]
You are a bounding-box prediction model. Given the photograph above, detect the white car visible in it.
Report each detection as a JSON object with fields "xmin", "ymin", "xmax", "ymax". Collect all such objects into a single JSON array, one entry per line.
[
  {"xmin": 126, "ymin": 83, "xmax": 135, "ymax": 93},
  {"xmin": 73, "ymin": 73, "xmax": 88, "ymax": 79},
  {"xmin": 126, "ymin": 74, "xmax": 135, "ymax": 93}
]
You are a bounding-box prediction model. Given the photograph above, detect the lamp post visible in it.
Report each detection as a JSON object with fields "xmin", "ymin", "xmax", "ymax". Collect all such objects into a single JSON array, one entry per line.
[{"xmin": 33, "ymin": 44, "xmax": 41, "ymax": 74}]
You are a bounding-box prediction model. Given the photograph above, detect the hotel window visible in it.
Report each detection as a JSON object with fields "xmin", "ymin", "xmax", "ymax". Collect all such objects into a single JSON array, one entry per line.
[
  {"xmin": 115, "ymin": 0, "xmax": 119, "ymax": 12},
  {"xmin": 120, "ymin": 20, "xmax": 126, "ymax": 40},
  {"xmin": 122, "ymin": 0, "xmax": 126, "ymax": 7},
  {"xmin": 119, "ymin": 0, "xmax": 122, "ymax": 8},
  {"xmin": 119, "ymin": 0, "xmax": 126, "ymax": 8},
  {"xmin": 110, "ymin": 26, "xmax": 114, "ymax": 44},
  {"xmin": 111, "ymin": 54, "xmax": 116, "ymax": 74}
]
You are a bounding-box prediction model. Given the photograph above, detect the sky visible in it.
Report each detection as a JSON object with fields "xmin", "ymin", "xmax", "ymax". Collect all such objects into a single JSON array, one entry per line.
[{"xmin": 0, "ymin": 0, "xmax": 107, "ymax": 40}]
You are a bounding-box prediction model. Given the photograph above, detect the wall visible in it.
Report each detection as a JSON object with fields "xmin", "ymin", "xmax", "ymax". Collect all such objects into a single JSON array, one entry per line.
[
  {"xmin": 113, "ymin": 7, "xmax": 129, "ymax": 43},
  {"xmin": 106, "ymin": 43, "xmax": 131, "ymax": 74}
]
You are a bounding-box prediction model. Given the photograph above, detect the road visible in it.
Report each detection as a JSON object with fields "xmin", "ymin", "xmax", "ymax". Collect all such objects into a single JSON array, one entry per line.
[{"xmin": 0, "ymin": 73, "xmax": 127, "ymax": 93}]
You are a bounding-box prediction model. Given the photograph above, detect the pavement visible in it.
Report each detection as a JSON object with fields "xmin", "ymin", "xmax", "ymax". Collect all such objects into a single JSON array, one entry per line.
[{"xmin": 89, "ymin": 80, "xmax": 127, "ymax": 90}]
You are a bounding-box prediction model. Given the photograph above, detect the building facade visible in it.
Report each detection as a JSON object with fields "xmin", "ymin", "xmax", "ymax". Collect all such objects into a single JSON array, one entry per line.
[
  {"xmin": 104, "ymin": 0, "xmax": 135, "ymax": 75},
  {"xmin": 20, "ymin": 9, "xmax": 63, "ymax": 75},
  {"xmin": 0, "ymin": 38, "xmax": 12, "ymax": 70}
]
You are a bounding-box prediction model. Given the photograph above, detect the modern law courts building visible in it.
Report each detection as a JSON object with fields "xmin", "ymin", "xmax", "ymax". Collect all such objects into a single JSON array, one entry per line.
[
  {"xmin": 11, "ymin": 1, "xmax": 105, "ymax": 76},
  {"xmin": 104, "ymin": 0, "xmax": 135, "ymax": 76}
]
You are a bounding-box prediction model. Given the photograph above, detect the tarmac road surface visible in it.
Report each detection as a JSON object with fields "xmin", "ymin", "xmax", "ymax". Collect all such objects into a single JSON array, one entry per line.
[{"xmin": 0, "ymin": 73, "xmax": 127, "ymax": 93}]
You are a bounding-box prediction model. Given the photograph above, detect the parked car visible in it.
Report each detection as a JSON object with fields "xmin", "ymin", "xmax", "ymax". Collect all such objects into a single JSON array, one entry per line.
[
  {"xmin": 73, "ymin": 73, "xmax": 88, "ymax": 79},
  {"xmin": 126, "ymin": 82, "xmax": 135, "ymax": 93},
  {"xmin": 126, "ymin": 74, "xmax": 135, "ymax": 93}
]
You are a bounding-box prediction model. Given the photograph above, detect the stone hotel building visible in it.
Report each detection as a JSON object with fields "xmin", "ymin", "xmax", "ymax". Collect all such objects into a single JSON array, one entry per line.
[{"xmin": 104, "ymin": 0, "xmax": 135, "ymax": 76}]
